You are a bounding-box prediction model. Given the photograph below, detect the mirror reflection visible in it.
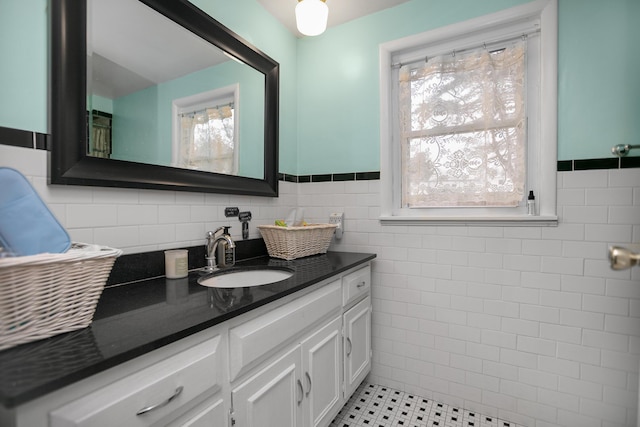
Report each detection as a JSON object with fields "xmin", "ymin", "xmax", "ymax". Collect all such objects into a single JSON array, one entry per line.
[{"xmin": 87, "ymin": 0, "xmax": 265, "ymax": 179}]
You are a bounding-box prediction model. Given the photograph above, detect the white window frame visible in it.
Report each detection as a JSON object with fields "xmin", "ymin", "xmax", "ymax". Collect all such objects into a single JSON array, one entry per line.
[
  {"xmin": 379, "ymin": 0, "xmax": 558, "ymax": 226},
  {"xmin": 171, "ymin": 84, "xmax": 240, "ymax": 173}
]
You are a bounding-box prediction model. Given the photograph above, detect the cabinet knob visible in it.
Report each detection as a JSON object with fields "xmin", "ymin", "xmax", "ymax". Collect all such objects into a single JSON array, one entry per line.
[{"xmin": 136, "ymin": 386, "xmax": 183, "ymax": 416}]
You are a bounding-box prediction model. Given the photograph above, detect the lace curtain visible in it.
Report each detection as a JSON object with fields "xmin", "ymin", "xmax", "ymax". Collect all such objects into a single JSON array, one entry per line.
[
  {"xmin": 399, "ymin": 41, "xmax": 526, "ymax": 208},
  {"xmin": 177, "ymin": 105, "xmax": 235, "ymax": 174}
]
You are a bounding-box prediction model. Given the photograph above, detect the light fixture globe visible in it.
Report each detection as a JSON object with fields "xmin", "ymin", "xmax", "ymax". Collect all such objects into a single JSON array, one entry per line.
[{"xmin": 295, "ymin": 0, "xmax": 328, "ymax": 36}]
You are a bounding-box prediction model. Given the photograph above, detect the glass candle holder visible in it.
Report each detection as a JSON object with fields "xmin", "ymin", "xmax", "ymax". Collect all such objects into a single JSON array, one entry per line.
[{"xmin": 164, "ymin": 249, "xmax": 188, "ymax": 279}]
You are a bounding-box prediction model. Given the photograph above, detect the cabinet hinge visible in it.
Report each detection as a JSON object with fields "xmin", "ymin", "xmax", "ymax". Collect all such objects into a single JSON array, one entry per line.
[{"xmin": 229, "ymin": 395, "xmax": 235, "ymax": 425}]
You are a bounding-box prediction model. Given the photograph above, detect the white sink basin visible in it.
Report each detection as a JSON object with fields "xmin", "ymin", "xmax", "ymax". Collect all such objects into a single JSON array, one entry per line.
[{"xmin": 198, "ymin": 268, "xmax": 293, "ymax": 288}]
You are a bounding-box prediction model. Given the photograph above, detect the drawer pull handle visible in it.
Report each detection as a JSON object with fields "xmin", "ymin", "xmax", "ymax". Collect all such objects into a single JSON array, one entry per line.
[
  {"xmin": 305, "ymin": 371, "xmax": 312, "ymax": 397},
  {"xmin": 136, "ymin": 386, "xmax": 183, "ymax": 416},
  {"xmin": 346, "ymin": 337, "xmax": 352, "ymax": 356},
  {"xmin": 357, "ymin": 281, "xmax": 366, "ymax": 288},
  {"xmin": 297, "ymin": 379, "xmax": 304, "ymax": 405}
]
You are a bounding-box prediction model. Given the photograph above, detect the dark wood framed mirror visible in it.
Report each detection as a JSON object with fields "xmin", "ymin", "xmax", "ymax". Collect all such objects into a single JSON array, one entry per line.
[{"xmin": 50, "ymin": 0, "xmax": 279, "ymax": 196}]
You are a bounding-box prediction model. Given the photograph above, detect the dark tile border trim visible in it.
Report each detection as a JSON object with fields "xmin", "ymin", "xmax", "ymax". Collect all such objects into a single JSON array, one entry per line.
[
  {"xmin": 574, "ymin": 158, "xmax": 619, "ymax": 171},
  {"xmin": 0, "ymin": 126, "xmax": 48, "ymax": 150},
  {"xmin": 621, "ymin": 156, "xmax": 640, "ymax": 169},
  {"xmin": 357, "ymin": 171, "xmax": 381, "ymax": 180},
  {"xmin": 557, "ymin": 160, "xmax": 572, "ymax": 172},
  {"xmin": 333, "ymin": 172, "xmax": 355, "ymax": 182},
  {"xmin": 2, "ymin": 126, "xmax": 638, "ymax": 180},
  {"xmin": 277, "ymin": 171, "xmax": 381, "ymax": 183},
  {"xmin": 556, "ymin": 158, "xmax": 640, "ymax": 171}
]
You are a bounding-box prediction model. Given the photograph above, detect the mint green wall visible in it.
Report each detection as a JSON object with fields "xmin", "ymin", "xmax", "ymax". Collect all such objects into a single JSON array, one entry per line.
[
  {"xmin": 0, "ymin": 0, "xmax": 47, "ymax": 133},
  {"xmin": 110, "ymin": 89, "xmax": 160, "ymax": 164},
  {"xmin": 295, "ymin": 0, "xmax": 640, "ymax": 174},
  {"xmin": 189, "ymin": 0, "xmax": 299, "ymax": 175},
  {"xmin": 557, "ymin": 0, "xmax": 640, "ymax": 160},
  {"xmin": 91, "ymin": 96, "xmax": 113, "ymax": 114},
  {"xmin": 0, "ymin": 0, "xmax": 638, "ymax": 173},
  {"xmin": 296, "ymin": 0, "xmax": 532, "ymax": 174}
]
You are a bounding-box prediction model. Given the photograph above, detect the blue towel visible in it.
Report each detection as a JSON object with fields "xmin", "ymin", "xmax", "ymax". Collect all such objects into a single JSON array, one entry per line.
[{"xmin": 0, "ymin": 167, "xmax": 71, "ymax": 256}]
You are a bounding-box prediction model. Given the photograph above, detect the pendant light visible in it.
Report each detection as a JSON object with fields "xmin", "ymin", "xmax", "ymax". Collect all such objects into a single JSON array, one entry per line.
[{"xmin": 295, "ymin": 0, "xmax": 328, "ymax": 36}]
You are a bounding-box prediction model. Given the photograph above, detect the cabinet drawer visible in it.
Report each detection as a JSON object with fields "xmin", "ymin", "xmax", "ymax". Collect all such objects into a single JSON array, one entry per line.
[
  {"xmin": 229, "ymin": 279, "xmax": 341, "ymax": 381},
  {"xmin": 342, "ymin": 265, "xmax": 370, "ymax": 307},
  {"xmin": 166, "ymin": 396, "xmax": 225, "ymax": 427},
  {"xmin": 50, "ymin": 336, "xmax": 222, "ymax": 427}
]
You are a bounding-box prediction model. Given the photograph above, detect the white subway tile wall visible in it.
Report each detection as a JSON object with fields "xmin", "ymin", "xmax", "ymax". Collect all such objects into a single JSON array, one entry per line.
[
  {"xmin": 304, "ymin": 171, "xmax": 639, "ymax": 427},
  {"xmin": 0, "ymin": 145, "xmax": 298, "ymax": 252},
  {"xmin": 2, "ymin": 143, "xmax": 639, "ymax": 427}
]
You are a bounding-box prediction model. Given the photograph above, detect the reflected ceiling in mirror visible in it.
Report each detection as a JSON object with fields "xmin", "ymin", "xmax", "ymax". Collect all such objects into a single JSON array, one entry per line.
[{"xmin": 87, "ymin": 0, "xmax": 265, "ymax": 179}]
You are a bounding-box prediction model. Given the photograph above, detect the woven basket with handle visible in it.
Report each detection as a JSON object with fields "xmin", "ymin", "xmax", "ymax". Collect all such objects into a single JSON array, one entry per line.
[
  {"xmin": 0, "ymin": 243, "xmax": 122, "ymax": 350},
  {"xmin": 257, "ymin": 224, "xmax": 337, "ymax": 260}
]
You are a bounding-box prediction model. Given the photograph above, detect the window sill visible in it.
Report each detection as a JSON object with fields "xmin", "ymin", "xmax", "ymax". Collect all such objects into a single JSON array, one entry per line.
[{"xmin": 379, "ymin": 215, "xmax": 559, "ymax": 227}]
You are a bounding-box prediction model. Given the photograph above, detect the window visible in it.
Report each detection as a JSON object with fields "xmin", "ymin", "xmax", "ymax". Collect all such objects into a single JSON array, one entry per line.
[
  {"xmin": 172, "ymin": 84, "xmax": 239, "ymax": 175},
  {"xmin": 400, "ymin": 41, "xmax": 526, "ymax": 208},
  {"xmin": 379, "ymin": 0, "xmax": 558, "ymax": 225}
]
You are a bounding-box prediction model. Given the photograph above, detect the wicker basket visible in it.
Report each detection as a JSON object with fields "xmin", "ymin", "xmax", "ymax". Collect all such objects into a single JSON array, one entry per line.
[
  {"xmin": 257, "ymin": 224, "xmax": 337, "ymax": 260},
  {"xmin": 0, "ymin": 243, "xmax": 122, "ymax": 350}
]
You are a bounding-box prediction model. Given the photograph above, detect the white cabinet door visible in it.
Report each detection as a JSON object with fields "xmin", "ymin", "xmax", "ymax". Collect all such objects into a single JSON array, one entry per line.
[
  {"xmin": 231, "ymin": 345, "xmax": 303, "ymax": 427},
  {"xmin": 301, "ymin": 315, "xmax": 342, "ymax": 427},
  {"xmin": 343, "ymin": 296, "xmax": 371, "ymax": 399}
]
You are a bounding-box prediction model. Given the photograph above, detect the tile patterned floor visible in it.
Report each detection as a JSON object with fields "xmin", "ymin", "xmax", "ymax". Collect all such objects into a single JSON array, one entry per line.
[{"xmin": 331, "ymin": 383, "xmax": 524, "ymax": 427}]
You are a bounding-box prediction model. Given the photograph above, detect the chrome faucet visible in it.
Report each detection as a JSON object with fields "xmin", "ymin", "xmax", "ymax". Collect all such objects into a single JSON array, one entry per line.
[{"xmin": 204, "ymin": 228, "xmax": 236, "ymax": 272}]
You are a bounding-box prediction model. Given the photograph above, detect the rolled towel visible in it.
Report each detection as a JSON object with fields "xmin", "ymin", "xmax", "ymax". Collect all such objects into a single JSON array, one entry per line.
[{"xmin": 0, "ymin": 167, "xmax": 71, "ymax": 256}]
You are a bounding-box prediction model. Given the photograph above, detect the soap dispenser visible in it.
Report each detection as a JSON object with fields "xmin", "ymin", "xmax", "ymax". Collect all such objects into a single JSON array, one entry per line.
[{"xmin": 217, "ymin": 226, "xmax": 235, "ymax": 268}]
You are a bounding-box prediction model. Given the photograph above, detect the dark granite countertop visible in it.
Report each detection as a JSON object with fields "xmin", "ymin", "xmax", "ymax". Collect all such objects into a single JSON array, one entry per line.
[{"xmin": 0, "ymin": 250, "xmax": 375, "ymax": 409}]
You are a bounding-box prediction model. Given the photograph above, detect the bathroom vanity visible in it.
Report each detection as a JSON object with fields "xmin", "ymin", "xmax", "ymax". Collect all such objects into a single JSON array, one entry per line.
[{"xmin": 0, "ymin": 250, "xmax": 374, "ymax": 427}]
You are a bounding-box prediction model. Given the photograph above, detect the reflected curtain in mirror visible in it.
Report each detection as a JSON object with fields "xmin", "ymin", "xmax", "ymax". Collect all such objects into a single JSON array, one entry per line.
[{"xmin": 177, "ymin": 104, "xmax": 237, "ymax": 174}]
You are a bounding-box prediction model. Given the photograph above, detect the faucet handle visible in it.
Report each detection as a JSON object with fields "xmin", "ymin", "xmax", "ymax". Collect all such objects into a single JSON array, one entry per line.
[{"xmin": 207, "ymin": 227, "xmax": 224, "ymax": 241}]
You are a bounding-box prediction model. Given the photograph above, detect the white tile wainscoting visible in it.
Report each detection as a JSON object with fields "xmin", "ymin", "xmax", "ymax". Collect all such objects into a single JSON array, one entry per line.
[
  {"xmin": 2, "ymin": 143, "xmax": 639, "ymax": 427},
  {"xmin": 320, "ymin": 169, "xmax": 640, "ymax": 427},
  {"xmin": 0, "ymin": 144, "xmax": 299, "ymax": 252}
]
